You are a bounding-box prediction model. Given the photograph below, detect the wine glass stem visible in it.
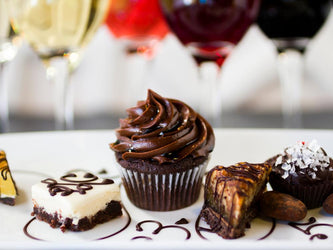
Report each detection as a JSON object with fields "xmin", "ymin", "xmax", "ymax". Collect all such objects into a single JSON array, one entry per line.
[
  {"xmin": 0, "ymin": 63, "xmax": 9, "ymax": 132},
  {"xmin": 198, "ymin": 62, "xmax": 221, "ymax": 127},
  {"xmin": 126, "ymin": 53, "xmax": 152, "ymax": 101},
  {"xmin": 277, "ymin": 49, "xmax": 303, "ymax": 128},
  {"xmin": 46, "ymin": 58, "xmax": 74, "ymax": 130}
]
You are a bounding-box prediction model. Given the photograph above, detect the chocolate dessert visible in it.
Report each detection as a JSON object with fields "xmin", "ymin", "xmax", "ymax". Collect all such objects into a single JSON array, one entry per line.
[
  {"xmin": 110, "ymin": 89, "xmax": 215, "ymax": 211},
  {"xmin": 201, "ymin": 162, "xmax": 271, "ymax": 239},
  {"xmin": 0, "ymin": 150, "xmax": 17, "ymax": 206},
  {"xmin": 31, "ymin": 171, "xmax": 122, "ymax": 232},
  {"xmin": 267, "ymin": 140, "xmax": 333, "ymax": 209}
]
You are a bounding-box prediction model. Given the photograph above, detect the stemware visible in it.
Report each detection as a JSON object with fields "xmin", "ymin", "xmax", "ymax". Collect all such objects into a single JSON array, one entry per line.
[
  {"xmin": 159, "ymin": 0, "xmax": 260, "ymax": 125},
  {"xmin": 7, "ymin": 0, "xmax": 110, "ymax": 130},
  {"xmin": 105, "ymin": 0, "xmax": 169, "ymax": 100},
  {"xmin": 257, "ymin": 0, "xmax": 332, "ymax": 128},
  {"xmin": 0, "ymin": 0, "xmax": 21, "ymax": 132}
]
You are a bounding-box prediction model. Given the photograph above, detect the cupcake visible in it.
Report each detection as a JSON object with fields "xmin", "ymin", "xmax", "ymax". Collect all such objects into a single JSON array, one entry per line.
[
  {"xmin": 110, "ymin": 90, "xmax": 215, "ymax": 211},
  {"xmin": 267, "ymin": 140, "xmax": 333, "ymax": 209}
]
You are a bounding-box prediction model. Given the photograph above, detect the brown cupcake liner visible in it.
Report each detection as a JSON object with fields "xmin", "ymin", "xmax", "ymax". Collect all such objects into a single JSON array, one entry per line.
[
  {"xmin": 270, "ymin": 178, "xmax": 333, "ymax": 209},
  {"xmin": 118, "ymin": 161, "xmax": 208, "ymax": 211}
]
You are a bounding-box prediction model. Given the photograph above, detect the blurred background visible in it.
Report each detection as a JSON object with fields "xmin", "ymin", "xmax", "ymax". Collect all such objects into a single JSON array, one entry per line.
[{"xmin": 2, "ymin": 1, "xmax": 333, "ymax": 132}]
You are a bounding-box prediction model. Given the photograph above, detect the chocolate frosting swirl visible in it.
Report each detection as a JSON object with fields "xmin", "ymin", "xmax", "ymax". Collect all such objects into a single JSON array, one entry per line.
[{"xmin": 110, "ymin": 90, "xmax": 215, "ymax": 164}]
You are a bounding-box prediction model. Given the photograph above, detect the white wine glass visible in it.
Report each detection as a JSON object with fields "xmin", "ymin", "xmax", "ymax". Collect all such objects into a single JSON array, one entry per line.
[
  {"xmin": 7, "ymin": 0, "xmax": 110, "ymax": 130},
  {"xmin": 0, "ymin": 0, "xmax": 21, "ymax": 132}
]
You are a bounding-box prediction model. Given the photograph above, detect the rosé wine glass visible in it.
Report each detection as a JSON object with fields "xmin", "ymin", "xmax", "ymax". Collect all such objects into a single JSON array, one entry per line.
[{"xmin": 105, "ymin": 0, "xmax": 169, "ymax": 100}]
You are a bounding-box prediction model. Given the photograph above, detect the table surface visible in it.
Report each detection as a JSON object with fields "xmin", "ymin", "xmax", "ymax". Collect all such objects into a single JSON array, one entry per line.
[{"xmin": 2, "ymin": 111, "xmax": 333, "ymax": 133}]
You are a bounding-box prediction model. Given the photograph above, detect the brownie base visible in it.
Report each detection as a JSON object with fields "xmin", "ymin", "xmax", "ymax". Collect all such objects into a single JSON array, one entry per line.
[
  {"xmin": 201, "ymin": 204, "xmax": 257, "ymax": 239},
  {"xmin": 201, "ymin": 206, "xmax": 243, "ymax": 239},
  {"xmin": 0, "ymin": 197, "xmax": 15, "ymax": 206},
  {"xmin": 32, "ymin": 200, "xmax": 122, "ymax": 232}
]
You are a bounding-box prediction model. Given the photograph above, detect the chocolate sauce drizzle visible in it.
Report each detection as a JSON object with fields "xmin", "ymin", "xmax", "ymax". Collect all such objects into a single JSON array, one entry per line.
[
  {"xmin": 195, "ymin": 213, "xmax": 212, "ymax": 240},
  {"xmin": 131, "ymin": 219, "xmax": 191, "ymax": 241},
  {"xmin": 196, "ymin": 211, "xmax": 333, "ymax": 242},
  {"xmin": 196, "ymin": 212, "xmax": 277, "ymax": 241},
  {"xmin": 23, "ymin": 205, "xmax": 132, "ymax": 241},
  {"xmin": 131, "ymin": 236, "xmax": 153, "ymax": 241},
  {"xmin": 258, "ymin": 219, "xmax": 276, "ymax": 240},
  {"xmin": 41, "ymin": 172, "xmax": 114, "ymax": 196},
  {"xmin": 288, "ymin": 217, "xmax": 333, "ymax": 241},
  {"xmin": 0, "ymin": 157, "xmax": 10, "ymax": 180}
]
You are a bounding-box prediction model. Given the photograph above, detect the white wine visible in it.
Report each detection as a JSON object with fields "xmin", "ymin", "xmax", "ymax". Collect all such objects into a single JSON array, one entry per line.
[
  {"xmin": 8, "ymin": 0, "xmax": 110, "ymax": 59},
  {"xmin": 0, "ymin": 0, "xmax": 18, "ymax": 62}
]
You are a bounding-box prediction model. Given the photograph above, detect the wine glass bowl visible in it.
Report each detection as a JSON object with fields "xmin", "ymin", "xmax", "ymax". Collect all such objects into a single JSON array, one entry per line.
[
  {"xmin": 159, "ymin": 0, "xmax": 260, "ymax": 66},
  {"xmin": 106, "ymin": 0, "xmax": 169, "ymax": 59},
  {"xmin": 257, "ymin": 0, "xmax": 332, "ymax": 53}
]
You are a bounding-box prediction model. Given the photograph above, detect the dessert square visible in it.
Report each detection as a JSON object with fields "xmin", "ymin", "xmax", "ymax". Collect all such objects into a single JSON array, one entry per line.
[{"xmin": 32, "ymin": 171, "xmax": 122, "ymax": 232}]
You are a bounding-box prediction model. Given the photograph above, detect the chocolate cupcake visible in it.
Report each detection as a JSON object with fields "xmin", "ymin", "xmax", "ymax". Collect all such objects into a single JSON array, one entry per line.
[
  {"xmin": 110, "ymin": 90, "xmax": 215, "ymax": 211},
  {"xmin": 267, "ymin": 140, "xmax": 333, "ymax": 209}
]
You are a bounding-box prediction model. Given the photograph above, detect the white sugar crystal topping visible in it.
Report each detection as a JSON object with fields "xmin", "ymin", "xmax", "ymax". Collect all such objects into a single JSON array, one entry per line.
[{"xmin": 276, "ymin": 140, "xmax": 331, "ymax": 179}]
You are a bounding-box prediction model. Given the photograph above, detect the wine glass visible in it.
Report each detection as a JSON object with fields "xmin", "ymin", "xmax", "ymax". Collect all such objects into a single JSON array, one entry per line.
[
  {"xmin": 105, "ymin": 0, "xmax": 169, "ymax": 100},
  {"xmin": 257, "ymin": 0, "xmax": 332, "ymax": 128},
  {"xmin": 159, "ymin": 0, "xmax": 260, "ymax": 126},
  {"xmin": 0, "ymin": 0, "xmax": 21, "ymax": 132},
  {"xmin": 7, "ymin": 0, "xmax": 110, "ymax": 130}
]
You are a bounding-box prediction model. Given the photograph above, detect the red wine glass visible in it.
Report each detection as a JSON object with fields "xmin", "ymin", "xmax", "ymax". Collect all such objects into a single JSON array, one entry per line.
[
  {"xmin": 159, "ymin": 0, "xmax": 260, "ymax": 125},
  {"xmin": 257, "ymin": 0, "xmax": 332, "ymax": 128},
  {"xmin": 105, "ymin": 0, "xmax": 169, "ymax": 99}
]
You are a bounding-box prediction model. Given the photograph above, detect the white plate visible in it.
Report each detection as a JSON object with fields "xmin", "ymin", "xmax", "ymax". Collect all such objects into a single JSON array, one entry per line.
[{"xmin": 1, "ymin": 129, "xmax": 333, "ymax": 250}]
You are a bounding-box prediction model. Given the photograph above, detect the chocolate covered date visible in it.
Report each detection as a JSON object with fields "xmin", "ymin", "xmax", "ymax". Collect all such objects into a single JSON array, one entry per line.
[
  {"xmin": 260, "ymin": 191, "xmax": 307, "ymax": 222},
  {"xmin": 323, "ymin": 193, "xmax": 333, "ymax": 214}
]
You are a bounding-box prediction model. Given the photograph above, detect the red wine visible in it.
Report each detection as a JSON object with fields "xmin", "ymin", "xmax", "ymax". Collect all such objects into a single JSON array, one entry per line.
[
  {"xmin": 159, "ymin": 0, "xmax": 260, "ymax": 66},
  {"xmin": 257, "ymin": 0, "xmax": 332, "ymax": 52}
]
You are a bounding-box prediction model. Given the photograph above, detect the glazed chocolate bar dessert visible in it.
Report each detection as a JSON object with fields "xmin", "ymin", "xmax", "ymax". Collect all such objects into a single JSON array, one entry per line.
[
  {"xmin": 0, "ymin": 150, "xmax": 17, "ymax": 206},
  {"xmin": 201, "ymin": 162, "xmax": 271, "ymax": 239},
  {"xmin": 32, "ymin": 171, "xmax": 122, "ymax": 232}
]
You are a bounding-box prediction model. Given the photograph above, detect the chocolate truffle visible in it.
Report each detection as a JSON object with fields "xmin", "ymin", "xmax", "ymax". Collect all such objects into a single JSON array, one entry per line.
[{"xmin": 267, "ymin": 140, "xmax": 333, "ymax": 209}]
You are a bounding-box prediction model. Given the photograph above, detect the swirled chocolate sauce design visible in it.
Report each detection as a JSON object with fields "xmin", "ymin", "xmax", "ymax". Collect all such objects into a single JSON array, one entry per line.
[
  {"xmin": 41, "ymin": 172, "xmax": 114, "ymax": 196},
  {"xmin": 110, "ymin": 89, "xmax": 214, "ymax": 164},
  {"xmin": 195, "ymin": 211, "xmax": 276, "ymax": 241},
  {"xmin": 131, "ymin": 219, "xmax": 191, "ymax": 240},
  {"xmin": 195, "ymin": 213, "xmax": 212, "ymax": 240},
  {"xmin": 24, "ymin": 204, "xmax": 132, "ymax": 241},
  {"xmin": 196, "ymin": 212, "xmax": 333, "ymax": 241},
  {"xmin": 288, "ymin": 217, "xmax": 333, "ymax": 241},
  {"xmin": 258, "ymin": 219, "xmax": 276, "ymax": 240}
]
